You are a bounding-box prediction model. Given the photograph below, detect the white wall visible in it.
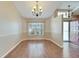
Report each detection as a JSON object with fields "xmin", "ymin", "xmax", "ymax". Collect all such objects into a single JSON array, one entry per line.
[
  {"xmin": 21, "ymin": 16, "xmax": 63, "ymax": 48},
  {"xmin": 50, "ymin": 16, "xmax": 63, "ymax": 48},
  {"xmin": 0, "ymin": 1, "xmax": 63, "ymax": 57},
  {"xmin": 21, "ymin": 18, "xmax": 51, "ymax": 40},
  {"xmin": 0, "ymin": 2, "xmax": 23, "ymax": 57}
]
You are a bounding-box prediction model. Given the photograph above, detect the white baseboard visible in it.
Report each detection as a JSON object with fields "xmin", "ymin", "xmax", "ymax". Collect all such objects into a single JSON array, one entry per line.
[
  {"xmin": 22, "ymin": 38, "xmax": 46, "ymax": 41},
  {"xmin": 1, "ymin": 38, "xmax": 63, "ymax": 58},
  {"xmin": 50, "ymin": 39, "xmax": 63, "ymax": 48},
  {"xmin": 1, "ymin": 40, "xmax": 23, "ymax": 58},
  {"xmin": 24, "ymin": 38, "xmax": 63, "ymax": 48},
  {"xmin": 45, "ymin": 38, "xmax": 63, "ymax": 48}
]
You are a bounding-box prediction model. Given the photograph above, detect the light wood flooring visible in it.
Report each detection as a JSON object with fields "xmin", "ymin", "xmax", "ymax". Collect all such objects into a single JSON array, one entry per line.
[{"xmin": 5, "ymin": 40, "xmax": 79, "ymax": 58}]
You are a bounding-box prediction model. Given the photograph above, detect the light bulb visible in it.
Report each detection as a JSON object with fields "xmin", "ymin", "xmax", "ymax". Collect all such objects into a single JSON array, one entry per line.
[
  {"xmin": 32, "ymin": 9, "xmax": 34, "ymax": 12},
  {"xmin": 39, "ymin": 6, "xmax": 42, "ymax": 9},
  {"xmin": 33, "ymin": 6, "xmax": 36, "ymax": 9}
]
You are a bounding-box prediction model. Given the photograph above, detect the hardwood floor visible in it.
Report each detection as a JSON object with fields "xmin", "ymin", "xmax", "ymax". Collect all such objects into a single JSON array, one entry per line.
[
  {"xmin": 63, "ymin": 42, "xmax": 79, "ymax": 58},
  {"xmin": 5, "ymin": 40, "xmax": 79, "ymax": 58},
  {"xmin": 5, "ymin": 40, "xmax": 63, "ymax": 58}
]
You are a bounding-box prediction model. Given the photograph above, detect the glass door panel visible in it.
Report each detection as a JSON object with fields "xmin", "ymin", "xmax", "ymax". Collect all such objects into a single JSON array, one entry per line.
[
  {"xmin": 63, "ymin": 22, "xmax": 69, "ymax": 41},
  {"xmin": 70, "ymin": 20, "xmax": 79, "ymax": 45}
]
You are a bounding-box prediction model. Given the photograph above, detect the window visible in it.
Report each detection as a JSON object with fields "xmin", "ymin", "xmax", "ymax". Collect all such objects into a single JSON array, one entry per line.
[{"xmin": 28, "ymin": 23, "xmax": 44, "ymax": 36}]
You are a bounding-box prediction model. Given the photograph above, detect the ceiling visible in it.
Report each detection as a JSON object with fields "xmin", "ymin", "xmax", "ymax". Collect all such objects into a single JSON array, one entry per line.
[{"xmin": 13, "ymin": 1, "xmax": 79, "ymax": 19}]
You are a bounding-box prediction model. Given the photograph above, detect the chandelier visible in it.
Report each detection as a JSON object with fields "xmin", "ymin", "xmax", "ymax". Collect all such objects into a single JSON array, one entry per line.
[
  {"xmin": 32, "ymin": 1, "xmax": 43, "ymax": 17},
  {"xmin": 67, "ymin": 5, "xmax": 73, "ymax": 19},
  {"xmin": 68, "ymin": 5, "xmax": 71, "ymax": 18}
]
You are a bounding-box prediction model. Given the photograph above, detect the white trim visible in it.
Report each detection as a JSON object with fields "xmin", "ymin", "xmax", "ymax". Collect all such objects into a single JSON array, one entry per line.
[
  {"xmin": 1, "ymin": 40, "xmax": 23, "ymax": 58},
  {"xmin": 1, "ymin": 37, "xmax": 63, "ymax": 58},
  {"xmin": 72, "ymin": 7, "xmax": 79, "ymax": 12},
  {"xmin": 24, "ymin": 38, "xmax": 46, "ymax": 40},
  {"xmin": 22, "ymin": 38, "xmax": 46, "ymax": 41},
  {"xmin": 24, "ymin": 38, "xmax": 63, "ymax": 48},
  {"xmin": 50, "ymin": 39, "xmax": 63, "ymax": 48},
  {"xmin": 45, "ymin": 38, "xmax": 63, "ymax": 48}
]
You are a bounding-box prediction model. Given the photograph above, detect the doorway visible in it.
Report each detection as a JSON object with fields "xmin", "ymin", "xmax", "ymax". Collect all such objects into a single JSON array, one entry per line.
[
  {"xmin": 63, "ymin": 20, "xmax": 79, "ymax": 45},
  {"xmin": 63, "ymin": 21, "xmax": 70, "ymax": 42}
]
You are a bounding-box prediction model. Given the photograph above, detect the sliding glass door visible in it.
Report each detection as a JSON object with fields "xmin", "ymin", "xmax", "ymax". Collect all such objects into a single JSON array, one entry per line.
[
  {"xmin": 70, "ymin": 20, "xmax": 79, "ymax": 45},
  {"xmin": 63, "ymin": 20, "xmax": 79, "ymax": 44},
  {"xmin": 63, "ymin": 21, "xmax": 70, "ymax": 41}
]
